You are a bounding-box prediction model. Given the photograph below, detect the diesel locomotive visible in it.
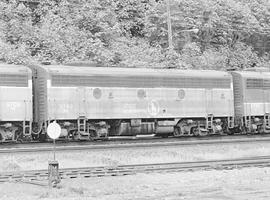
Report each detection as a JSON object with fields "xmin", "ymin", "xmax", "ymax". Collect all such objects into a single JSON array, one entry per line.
[
  {"xmin": 0, "ymin": 63, "xmax": 269, "ymax": 142},
  {"xmin": 0, "ymin": 64, "xmax": 32, "ymax": 142}
]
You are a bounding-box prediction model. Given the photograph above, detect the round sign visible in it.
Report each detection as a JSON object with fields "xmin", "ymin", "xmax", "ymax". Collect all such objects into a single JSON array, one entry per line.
[
  {"xmin": 178, "ymin": 89, "xmax": 185, "ymax": 100},
  {"xmin": 148, "ymin": 100, "xmax": 160, "ymax": 116},
  {"xmin": 47, "ymin": 121, "xmax": 61, "ymax": 139}
]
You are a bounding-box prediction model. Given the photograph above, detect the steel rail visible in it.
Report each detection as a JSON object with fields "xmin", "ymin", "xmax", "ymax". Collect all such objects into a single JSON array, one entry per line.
[
  {"xmin": 1, "ymin": 135, "xmax": 270, "ymax": 154},
  {"xmin": 1, "ymin": 156, "xmax": 270, "ymax": 183}
]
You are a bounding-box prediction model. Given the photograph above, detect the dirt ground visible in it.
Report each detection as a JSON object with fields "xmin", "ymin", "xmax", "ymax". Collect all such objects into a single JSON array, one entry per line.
[
  {"xmin": 1, "ymin": 167, "xmax": 270, "ymax": 200},
  {"xmin": 1, "ymin": 142, "xmax": 270, "ymax": 172},
  {"xmin": 1, "ymin": 142, "xmax": 270, "ymax": 199}
]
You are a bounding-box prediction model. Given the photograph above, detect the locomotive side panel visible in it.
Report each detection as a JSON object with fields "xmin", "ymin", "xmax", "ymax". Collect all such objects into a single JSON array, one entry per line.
[
  {"xmin": 0, "ymin": 64, "xmax": 33, "ymax": 142},
  {"xmin": 47, "ymin": 73, "xmax": 233, "ymax": 120},
  {"xmin": 244, "ymin": 77, "xmax": 270, "ymax": 116},
  {"xmin": 243, "ymin": 72, "xmax": 270, "ymax": 116},
  {"xmin": 46, "ymin": 88, "xmax": 233, "ymax": 120},
  {"xmin": 0, "ymin": 87, "xmax": 32, "ymax": 121},
  {"xmin": 231, "ymin": 71, "xmax": 270, "ymax": 133},
  {"xmin": 47, "ymin": 88, "xmax": 207, "ymax": 119},
  {"xmin": 47, "ymin": 87, "xmax": 78, "ymax": 119},
  {"xmin": 0, "ymin": 66, "xmax": 32, "ymax": 121},
  {"xmin": 263, "ymin": 88, "xmax": 270, "ymax": 113}
]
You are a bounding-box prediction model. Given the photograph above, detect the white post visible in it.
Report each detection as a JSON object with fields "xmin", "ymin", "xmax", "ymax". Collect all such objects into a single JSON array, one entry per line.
[{"xmin": 53, "ymin": 139, "xmax": 56, "ymax": 161}]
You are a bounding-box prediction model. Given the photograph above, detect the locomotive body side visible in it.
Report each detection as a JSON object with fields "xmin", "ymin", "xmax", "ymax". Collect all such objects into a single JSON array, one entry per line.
[
  {"xmin": 34, "ymin": 65, "xmax": 234, "ymax": 139},
  {"xmin": 0, "ymin": 64, "xmax": 32, "ymax": 142},
  {"xmin": 231, "ymin": 71, "xmax": 270, "ymax": 133},
  {"xmin": 48, "ymin": 68, "xmax": 233, "ymax": 119}
]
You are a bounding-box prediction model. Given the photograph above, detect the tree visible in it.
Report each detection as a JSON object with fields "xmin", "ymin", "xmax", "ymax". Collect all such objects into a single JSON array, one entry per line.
[{"xmin": 0, "ymin": 0, "xmax": 269, "ymax": 69}]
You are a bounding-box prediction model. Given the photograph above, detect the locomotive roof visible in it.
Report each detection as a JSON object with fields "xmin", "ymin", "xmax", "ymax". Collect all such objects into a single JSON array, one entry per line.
[
  {"xmin": 39, "ymin": 65, "xmax": 231, "ymax": 78},
  {"xmin": 232, "ymin": 71, "xmax": 270, "ymax": 79},
  {"xmin": 0, "ymin": 63, "xmax": 31, "ymax": 74}
]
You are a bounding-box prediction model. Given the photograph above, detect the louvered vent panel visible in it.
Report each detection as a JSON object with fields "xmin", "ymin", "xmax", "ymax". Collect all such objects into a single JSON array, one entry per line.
[
  {"xmin": 264, "ymin": 79, "xmax": 270, "ymax": 89},
  {"xmin": 51, "ymin": 75, "xmax": 231, "ymax": 88},
  {"xmin": 0, "ymin": 74, "xmax": 28, "ymax": 87},
  {"xmin": 246, "ymin": 78, "xmax": 263, "ymax": 89},
  {"xmin": 246, "ymin": 78, "xmax": 270, "ymax": 89}
]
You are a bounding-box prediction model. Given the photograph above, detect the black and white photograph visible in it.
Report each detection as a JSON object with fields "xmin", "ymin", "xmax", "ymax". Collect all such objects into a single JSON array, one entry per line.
[{"xmin": 0, "ymin": 0, "xmax": 270, "ymax": 199}]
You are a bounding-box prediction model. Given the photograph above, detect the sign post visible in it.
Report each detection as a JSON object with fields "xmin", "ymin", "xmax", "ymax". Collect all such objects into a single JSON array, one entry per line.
[{"xmin": 47, "ymin": 121, "xmax": 61, "ymax": 188}]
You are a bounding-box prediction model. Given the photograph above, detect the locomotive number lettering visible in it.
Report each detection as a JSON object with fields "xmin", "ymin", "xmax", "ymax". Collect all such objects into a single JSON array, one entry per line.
[
  {"xmin": 6, "ymin": 102, "xmax": 21, "ymax": 111},
  {"xmin": 59, "ymin": 103, "xmax": 71, "ymax": 113}
]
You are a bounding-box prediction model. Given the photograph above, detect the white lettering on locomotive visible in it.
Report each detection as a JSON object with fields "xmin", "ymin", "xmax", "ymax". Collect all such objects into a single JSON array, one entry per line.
[
  {"xmin": 59, "ymin": 103, "xmax": 71, "ymax": 114},
  {"xmin": 6, "ymin": 102, "xmax": 21, "ymax": 111}
]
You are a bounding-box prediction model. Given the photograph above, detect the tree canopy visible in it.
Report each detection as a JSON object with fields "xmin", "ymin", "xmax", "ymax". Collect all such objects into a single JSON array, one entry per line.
[{"xmin": 0, "ymin": 0, "xmax": 269, "ymax": 70}]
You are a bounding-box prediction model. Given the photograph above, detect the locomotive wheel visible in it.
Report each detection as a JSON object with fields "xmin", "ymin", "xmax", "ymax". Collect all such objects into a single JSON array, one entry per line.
[
  {"xmin": 89, "ymin": 130, "xmax": 97, "ymax": 140},
  {"xmin": 199, "ymin": 130, "xmax": 208, "ymax": 136},
  {"xmin": 14, "ymin": 129, "xmax": 23, "ymax": 143},
  {"xmin": 192, "ymin": 127, "xmax": 208, "ymax": 136},
  {"xmin": 31, "ymin": 134, "xmax": 39, "ymax": 141},
  {"xmin": 39, "ymin": 133, "xmax": 47, "ymax": 142},
  {"xmin": 173, "ymin": 127, "xmax": 182, "ymax": 137},
  {"xmin": 0, "ymin": 132, "xmax": 3, "ymax": 143},
  {"xmin": 68, "ymin": 130, "xmax": 77, "ymax": 140},
  {"xmin": 191, "ymin": 127, "xmax": 199, "ymax": 136}
]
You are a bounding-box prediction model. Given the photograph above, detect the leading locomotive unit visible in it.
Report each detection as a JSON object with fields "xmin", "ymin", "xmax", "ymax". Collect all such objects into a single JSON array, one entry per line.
[{"xmin": 0, "ymin": 62, "xmax": 269, "ymax": 142}]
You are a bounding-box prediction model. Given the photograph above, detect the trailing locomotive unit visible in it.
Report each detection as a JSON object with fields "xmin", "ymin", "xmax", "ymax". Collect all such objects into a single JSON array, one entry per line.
[
  {"xmin": 232, "ymin": 70, "xmax": 270, "ymax": 133},
  {"xmin": 0, "ymin": 64, "xmax": 32, "ymax": 142},
  {"xmin": 31, "ymin": 65, "xmax": 234, "ymax": 140}
]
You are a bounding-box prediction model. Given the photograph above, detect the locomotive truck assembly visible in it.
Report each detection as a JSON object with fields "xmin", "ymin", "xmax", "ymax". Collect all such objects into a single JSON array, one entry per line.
[{"xmin": 0, "ymin": 63, "xmax": 269, "ymax": 142}]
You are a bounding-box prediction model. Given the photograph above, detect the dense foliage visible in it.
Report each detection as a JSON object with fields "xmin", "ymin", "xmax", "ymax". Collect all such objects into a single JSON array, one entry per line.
[{"xmin": 0, "ymin": 0, "xmax": 269, "ymax": 69}]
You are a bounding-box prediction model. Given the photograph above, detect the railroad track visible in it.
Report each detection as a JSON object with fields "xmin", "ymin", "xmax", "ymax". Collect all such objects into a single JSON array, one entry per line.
[
  {"xmin": 1, "ymin": 135, "xmax": 270, "ymax": 154},
  {"xmin": 1, "ymin": 156, "xmax": 270, "ymax": 184}
]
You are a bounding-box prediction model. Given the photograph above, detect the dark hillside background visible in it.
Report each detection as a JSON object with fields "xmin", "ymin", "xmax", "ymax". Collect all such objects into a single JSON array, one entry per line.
[{"xmin": 0, "ymin": 0, "xmax": 269, "ymax": 69}]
